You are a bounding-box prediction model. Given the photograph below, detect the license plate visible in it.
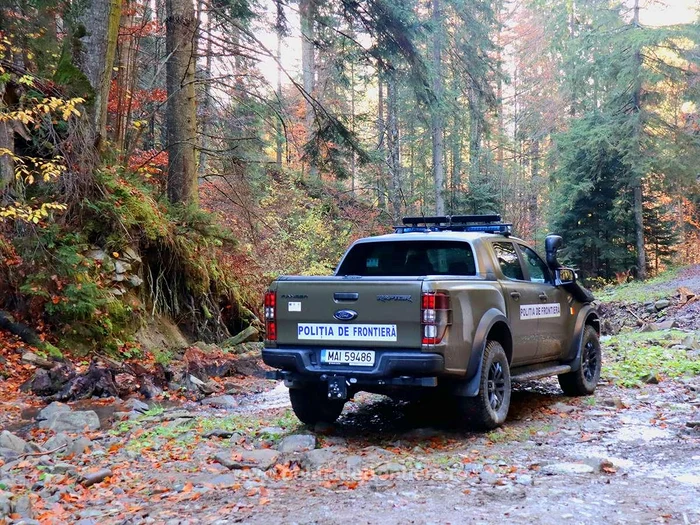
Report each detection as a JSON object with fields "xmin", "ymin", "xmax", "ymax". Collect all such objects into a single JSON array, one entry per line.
[{"xmin": 321, "ymin": 349, "xmax": 375, "ymax": 366}]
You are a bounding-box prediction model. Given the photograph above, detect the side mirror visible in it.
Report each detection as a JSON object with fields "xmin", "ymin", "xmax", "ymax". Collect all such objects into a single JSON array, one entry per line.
[
  {"xmin": 556, "ymin": 267, "xmax": 576, "ymax": 285},
  {"xmin": 545, "ymin": 234, "xmax": 563, "ymax": 270}
]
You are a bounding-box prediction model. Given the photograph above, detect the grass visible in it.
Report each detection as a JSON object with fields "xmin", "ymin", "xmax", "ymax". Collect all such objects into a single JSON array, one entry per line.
[
  {"xmin": 603, "ymin": 330, "xmax": 700, "ymax": 387},
  {"xmin": 595, "ymin": 266, "xmax": 684, "ymax": 303},
  {"xmin": 486, "ymin": 423, "xmax": 555, "ymax": 444}
]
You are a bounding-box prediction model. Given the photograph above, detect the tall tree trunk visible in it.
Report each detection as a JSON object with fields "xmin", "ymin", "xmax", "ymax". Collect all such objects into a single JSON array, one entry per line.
[
  {"xmin": 386, "ymin": 73, "xmax": 401, "ymax": 222},
  {"xmin": 350, "ymin": 60, "xmax": 356, "ymax": 193},
  {"xmin": 468, "ymin": 84, "xmax": 481, "ymax": 203},
  {"xmin": 632, "ymin": 0, "xmax": 646, "ymax": 279},
  {"xmin": 76, "ymin": 0, "xmax": 122, "ymax": 148},
  {"xmin": 376, "ymin": 73, "xmax": 386, "ymax": 210},
  {"xmin": 165, "ymin": 0, "xmax": 198, "ymax": 205},
  {"xmin": 431, "ymin": 0, "xmax": 445, "ymax": 215},
  {"xmin": 300, "ymin": 0, "xmax": 317, "ymax": 179},
  {"xmin": 0, "ymin": 80, "xmax": 14, "ymax": 188},
  {"xmin": 198, "ymin": 10, "xmax": 213, "ymax": 178},
  {"xmin": 275, "ymin": 30, "xmax": 284, "ymax": 168}
]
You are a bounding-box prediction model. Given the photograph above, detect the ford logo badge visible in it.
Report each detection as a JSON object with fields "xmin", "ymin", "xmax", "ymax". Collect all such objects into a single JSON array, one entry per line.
[{"xmin": 334, "ymin": 309, "xmax": 358, "ymax": 321}]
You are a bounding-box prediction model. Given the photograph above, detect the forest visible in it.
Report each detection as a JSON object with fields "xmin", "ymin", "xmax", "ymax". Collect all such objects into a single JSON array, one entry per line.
[{"xmin": 1, "ymin": 0, "xmax": 700, "ymax": 352}]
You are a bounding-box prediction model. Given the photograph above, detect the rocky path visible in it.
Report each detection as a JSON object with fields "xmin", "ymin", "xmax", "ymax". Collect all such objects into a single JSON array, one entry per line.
[{"xmin": 1, "ymin": 366, "xmax": 699, "ymax": 524}]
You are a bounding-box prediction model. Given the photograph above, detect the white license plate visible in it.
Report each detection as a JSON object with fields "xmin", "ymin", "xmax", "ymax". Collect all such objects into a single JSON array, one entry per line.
[{"xmin": 321, "ymin": 349, "xmax": 375, "ymax": 366}]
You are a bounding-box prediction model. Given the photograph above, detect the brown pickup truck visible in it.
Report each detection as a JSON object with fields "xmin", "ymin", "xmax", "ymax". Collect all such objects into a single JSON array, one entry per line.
[{"xmin": 263, "ymin": 215, "xmax": 601, "ymax": 429}]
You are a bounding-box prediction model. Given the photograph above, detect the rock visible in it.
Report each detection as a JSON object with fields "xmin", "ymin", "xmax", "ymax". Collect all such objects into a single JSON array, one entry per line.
[
  {"xmin": 203, "ymin": 429, "xmax": 237, "ymax": 439},
  {"xmin": 43, "ymin": 433, "xmax": 73, "ymax": 452},
  {"xmin": 188, "ymin": 375, "xmax": 206, "ymax": 387},
  {"xmin": 81, "ymin": 468, "xmax": 112, "ymax": 487},
  {"xmin": 654, "ymin": 299, "xmax": 671, "ymax": 311},
  {"xmin": 222, "ymin": 326, "xmax": 260, "ymax": 347},
  {"xmin": 346, "ymin": 455, "xmax": 363, "ymax": 470},
  {"xmin": 258, "ymin": 427, "xmax": 285, "ymax": 438},
  {"xmin": 0, "ymin": 431, "xmax": 27, "ymax": 454},
  {"xmin": 214, "ymin": 448, "xmax": 280, "ymax": 471},
  {"xmin": 374, "ymin": 462, "xmax": 406, "ymax": 475},
  {"xmin": 123, "ymin": 398, "xmax": 149, "ymax": 414},
  {"xmin": 277, "ymin": 434, "xmax": 316, "ymax": 454},
  {"xmin": 682, "ymin": 335, "xmax": 699, "ymax": 350},
  {"xmin": 301, "ymin": 448, "xmax": 337, "ymax": 470},
  {"xmin": 478, "ymin": 471, "xmax": 500, "ymax": 485},
  {"xmin": 139, "ymin": 377, "xmax": 163, "ymax": 399},
  {"xmin": 551, "ymin": 402, "xmax": 577, "ymax": 414},
  {"xmin": 126, "ymin": 275, "xmax": 144, "ymax": 288},
  {"xmin": 37, "ymin": 402, "xmax": 71, "ymax": 422},
  {"xmin": 201, "ymin": 395, "xmax": 238, "ymax": 409},
  {"xmin": 21, "ymin": 352, "xmax": 53, "ymax": 369},
  {"xmin": 114, "ymin": 260, "xmax": 132, "ymax": 274},
  {"xmin": 50, "ymin": 463, "xmax": 78, "ymax": 475},
  {"xmin": 12, "ymin": 494, "xmax": 32, "ymax": 518},
  {"xmin": 0, "ymin": 448, "xmax": 19, "ymax": 462},
  {"xmin": 602, "ymin": 397, "xmax": 626, "ymax": 409},
  {"xmin": 0, "ymin": 492, "xmax": 10, "ymax": 517},
  {"xmin": 69, "ymin": 437, "xmax": 93, "ymax": 456},
  {"xmin": 685, "ymin": 421, "xmax": 700, "ymax": 428},
  {"xmin": 541, "ymin": 463, "xmax": 595, "ymax": 475},
  {"xmin": 656, "ymin": 319, "xmax": 677, "ymax": 330},
  {"xmin": 641, "ymin": 372, "xmax": 661, "ymax": 385},
  {"xmin": 114, "ymin": 374, "xmax": 138, "ymax": 396},
  {"xmin": 515, "ymin": 474, "xmax": 533, "ymax": 486},
  {"xmin": 46, "ymin": 411, "xmax": 101, "ymax": 432},
  {"xmin": 122, "ymin": 247, "xmax": 142, "ymax": 263},
  {"xmin": 85, "ymin": 249, "xmax": 107, "ymax": 261},
  {"xmin": 645, "ymin": 304, "xmax": 657, "ymax": 314}
]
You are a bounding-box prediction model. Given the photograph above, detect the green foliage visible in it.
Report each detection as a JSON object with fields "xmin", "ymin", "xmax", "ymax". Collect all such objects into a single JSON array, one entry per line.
[{"xmin": 604, "ymin": 330, "xmax": 700, "ymax": 387}]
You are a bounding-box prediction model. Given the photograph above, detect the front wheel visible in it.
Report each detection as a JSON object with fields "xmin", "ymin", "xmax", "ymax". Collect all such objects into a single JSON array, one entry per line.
[
  {"xmin": 459, "ymin": 341, "xmax": 511, "ymax": 430},
  {"xmin": 558, "ymin": 325, "xmax": 602, "ymax": 396},
  {"xmin": 289, "ymin": 385, "xmax": 345, "ymax": 425}
]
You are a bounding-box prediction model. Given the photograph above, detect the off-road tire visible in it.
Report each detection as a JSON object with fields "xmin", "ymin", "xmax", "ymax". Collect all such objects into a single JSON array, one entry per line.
[
  {"xmin": 289, "ymin": 385, "xmax": 345, "ymax": 425},
  {"xmin": 460, "ymin": 341, "xmax": 511, "ymax": 430},
  {"xmin": 558, "ymin": 325, "xmax": 602, "ymax": 396}
]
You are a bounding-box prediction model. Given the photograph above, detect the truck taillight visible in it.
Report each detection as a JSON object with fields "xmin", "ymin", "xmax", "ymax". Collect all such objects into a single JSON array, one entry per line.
[
  {"xmin": 264, "ymin": 291, "xmax": 277, "ymax": 341},
  {"xmin": 421, "ymin": 292, "xmax": 450, "ymax": 345}
]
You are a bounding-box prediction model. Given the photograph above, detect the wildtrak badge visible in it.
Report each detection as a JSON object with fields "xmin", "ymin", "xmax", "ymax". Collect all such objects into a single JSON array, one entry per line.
[{"xmin": 376, "ymin": 294, "xmax": 413, "ymax": 303}]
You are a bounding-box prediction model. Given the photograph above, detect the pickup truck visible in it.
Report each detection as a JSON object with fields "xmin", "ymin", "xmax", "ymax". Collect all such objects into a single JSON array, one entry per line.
[{"xmin": 263, "ymin": 215, "xmax": 601, "ymax": 429}]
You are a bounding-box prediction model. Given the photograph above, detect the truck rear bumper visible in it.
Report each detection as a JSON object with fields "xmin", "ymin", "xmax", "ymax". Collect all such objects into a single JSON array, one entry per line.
[{"xmin": 262, "ymin": 347, "xmax": 444, "ymax": 379}]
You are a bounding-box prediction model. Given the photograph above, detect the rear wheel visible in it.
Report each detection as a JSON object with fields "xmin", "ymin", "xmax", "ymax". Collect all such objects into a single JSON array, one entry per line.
[
  {"xmin": 459, "ymin": 341, "xmax": 511, "ymax": 430},
  {"xmin": 289, "ymin": 385, "xmax": 345, "ymax": 425},
  {"xmin": 558, "ymin": 325, "xmax": 601, "ymax": 396}
]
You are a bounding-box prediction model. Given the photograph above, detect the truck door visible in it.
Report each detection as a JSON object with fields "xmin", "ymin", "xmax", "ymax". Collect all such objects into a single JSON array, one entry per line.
[
  {"xmin": 516, "ymin": 244, "xmax": 570, "ymax": 360},
  {"xmin": 492, "ymin": 242, "xmax": 539, "ymax": 366}
]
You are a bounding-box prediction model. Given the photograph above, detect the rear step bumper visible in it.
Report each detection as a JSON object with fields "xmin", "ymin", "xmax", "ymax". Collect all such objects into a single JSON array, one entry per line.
[{"xmin": 262, "ymin": 347, "xmax": 444, "ymax": 380}]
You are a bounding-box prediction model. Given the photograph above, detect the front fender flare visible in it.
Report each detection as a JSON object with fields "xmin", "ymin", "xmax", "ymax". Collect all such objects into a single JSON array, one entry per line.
[
  {"xmin": 565, "ymin": 304, "xmax": 600, "ymax": 371},
  {"xmin": 454, "ymin": 308, "xmax": 510, "ymax": 397}
]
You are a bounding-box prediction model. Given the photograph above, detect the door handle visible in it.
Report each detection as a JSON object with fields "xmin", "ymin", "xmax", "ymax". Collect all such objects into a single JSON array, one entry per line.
[
  {"xmin": 539, "ymin": 292, "xmax": 548, "ymax": 302},
  {"xmin": 510, "ymin": 291, "xmax": 521, "ymax": 300}
]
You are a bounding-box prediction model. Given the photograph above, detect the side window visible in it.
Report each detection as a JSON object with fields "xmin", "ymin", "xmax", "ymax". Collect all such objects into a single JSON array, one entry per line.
[
  {"xmin": 493, "ymin": 242, "xmax": 524, "ymax": 281},
  {"xmin": 519, "ymin": 245, "xmax": 551, "ymax": 284}
]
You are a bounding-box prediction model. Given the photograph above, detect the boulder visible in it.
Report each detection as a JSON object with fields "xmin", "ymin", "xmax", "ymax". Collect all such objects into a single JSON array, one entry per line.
[
  {"xmin": 122, "ymin": 398, "xmax": 149, "ymax": 414},
  {"xmin": 654, "ymin": 299, "xmax": 671, "ymax": 311},
  {"xmin": 46, "ymin": 411, "xmax": 100, "ymax": 432},
  {"xmin": 0, "ymin": 448, "xmax": 19, "ymax": 462},
  {"xmin": 277, "ymin": 434, "xmax": 316, "ymax": 454},
  {"xmin": 43, "ymin": 432, "xmax": 73, "ymax": 452},
  {"xmin": 37, "ymin": 402, "xmax": 70, "ymax": 422},
  {"xmin": 0, "ymin": 431, "xmax": 27, "ymax": 454},
  {"xmin": 69, "ymin": 437, "xmax": 93, "ymax": 455}
]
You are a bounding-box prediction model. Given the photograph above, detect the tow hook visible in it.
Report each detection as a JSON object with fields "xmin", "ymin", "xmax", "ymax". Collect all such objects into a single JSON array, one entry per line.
[{"xmin": 327, "ymin": 376, "xmax": 348, "ymax": 400}]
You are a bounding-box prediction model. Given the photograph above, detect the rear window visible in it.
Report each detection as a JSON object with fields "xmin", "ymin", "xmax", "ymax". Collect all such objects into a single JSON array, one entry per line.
[{"xmin": 336, "ymin": 241, "xmax": 477, "ymax": 276}]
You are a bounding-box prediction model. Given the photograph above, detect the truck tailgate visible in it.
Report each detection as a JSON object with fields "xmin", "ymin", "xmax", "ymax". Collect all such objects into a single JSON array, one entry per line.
[{"xmin": 273, "ymin": 277, "xmax": 423, "ymax": 349}]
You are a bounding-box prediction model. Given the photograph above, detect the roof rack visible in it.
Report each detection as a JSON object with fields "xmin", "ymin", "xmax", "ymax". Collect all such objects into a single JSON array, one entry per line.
[{"xmin": 395, "ymin": 215, "xmax": 512, "ymax": 235}]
